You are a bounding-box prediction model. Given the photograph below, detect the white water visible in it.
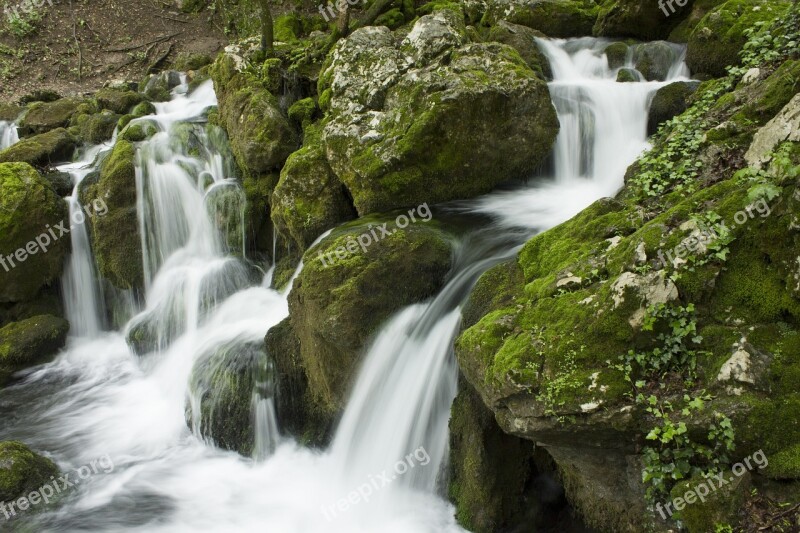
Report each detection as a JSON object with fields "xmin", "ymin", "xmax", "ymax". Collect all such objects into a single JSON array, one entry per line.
[
  {"xmin": 0, "ymin": 39, "xmax": 690, "ymax": 532},
  {"xmin": 0, "ymin": 120, "xmax": 19, "ymax": 150},
  {"xmin": 474, "ymin": 38, "xmax": 690, "ymax": 229}
]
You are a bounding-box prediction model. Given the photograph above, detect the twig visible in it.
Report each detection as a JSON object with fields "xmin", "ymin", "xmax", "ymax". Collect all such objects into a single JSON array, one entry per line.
[
  {"xmin": 69, "ymin": 0, "xmax": 82, "ymax": 81},
  {"xmin": 148, "ymin": 42, "xmax": 173, "ymax": 73},
  {"xmin": 155, "ymin": 14, "xmax": 189, "ymax": 24},
  {"xmin": 103, "ymin": 32, "xmax": 182, "ymax": 53}
]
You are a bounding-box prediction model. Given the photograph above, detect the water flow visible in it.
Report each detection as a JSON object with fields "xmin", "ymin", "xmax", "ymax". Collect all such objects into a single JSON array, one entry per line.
[
  {"xmin": 474, "ymin": 37, "xmax": 690, "ymax": 229},
  {"xmin": 0, "ymin": 120, "xmax": 19, "ymax": 150},
  {"xmin": 59, "ymin": 142, "xmax": 115, "ymax": 337},
  {"xmin": 0, "ymin": 38, "xmax": 690, "ymax": 533}
]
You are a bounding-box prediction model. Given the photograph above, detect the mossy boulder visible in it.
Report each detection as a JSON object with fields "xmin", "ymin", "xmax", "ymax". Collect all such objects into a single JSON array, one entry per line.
[
  {"xmin": 0, "ymin": 129, "xmax": 78, "ymax": 168},
  {"xmin": 95, "ymin": 88, "xmax": 144, "ymax": 115},
  {"xmin": 270, "ymin": 123, "xmax": 357, "ymax": 251},
  {"xmin": 0, "ymin": 103, "xmax": 23, "ymax": 122},
  {"xmin": 186, "ymin": 340, "xmax": 265, "ymax": 456},
  {"xmin": 648, "ymin": 81, "xmax": 701, "ymax": 135},
  {"xmin": 41, "ymin": 170, "xmax": 73, "ymax": 197},
  {"xmin": 0, "ymin": 163, "xmax": 69, "ymax": 303},
  {"xmin": 594, "ymin": 0, "xmax": 692, "ymax": 40},
  {"xmin": 686, "ymin": 0, "xmax": 791, "ymax": 77},
  {"xmin": 286, "ymin": 98, "xmax": 316, "ymax": 129},
  {"xmin": 632, "ymin": 41, "xmax": 683, "ymax": 81},
  {"xmin": 486, "ymin": 21, "xmax": 552, "ymax": 79},
  {"xmin": 18, "ymin": 98, "xmax": 83, "ymax": 136},
  {"xmin": 210, "ymin": 49, "xmax": 298, "ymax": 178},
  {"xmin": 667, "ymin": 0, "xmax": 728, "ymax": 43},
  {"xmin": 142, "ymin": 71, "xmax": 182, "ymax": 102},
  {"xmin": 603, "ymin": 41, "xmax": 630, "ymax": 69},
  {"xmin": 80, "ymin": 140, "xmax": 143, "ymax": 290},
  {"xmin": 321, "ymin": 12, "xmax": 558, "ymax": 214},
  {"xmin": 120, "ymin": 120, "xmax": 158, "ymax": 143},
  {"xmin": 288, "ymin": 218, "xmax": 453, "ymax": 415},
  {"xmin": 0, "ymin": 315, "xmax": 69, "ymax": 384},
  {"xmin": 75, "ymin": 111, "xmax": 120, "ymax": 144},
  {"xmin": 480, "ymin": 0, "xmax": 601, "ymax": 38},
  {"xmin": 0, "ymin": 441, "xmax": 59, "ymax": 503},
  {"xmin": 173, "ymin": 52, "xmax": 213, "ymax": 72},
  {"xmin": 616, "ymin": 67, "xmax": 639, "ymax": 82},
  {"xmin": 131, "ymin": 101, "xmax": 156, "ymax": 118}
]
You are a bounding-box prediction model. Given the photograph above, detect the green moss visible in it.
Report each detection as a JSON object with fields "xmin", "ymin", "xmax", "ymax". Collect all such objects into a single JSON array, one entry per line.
[
  {"xmin": 375, "ymin": 8, "xmax": 406, "ymax": 29},
  {"xmin": 95, "ymin": 88, "xmax": 143, "ymax": 114},
  {"xmin": 670, "ymin": 473, "xmax": 750, "ymax": 532},
  {"xmin": 0, "ymin": 315, "xmax": 69, "ymax": 382},
  {"xmin": 764, "ymin": 445, "xmax": 800, "ymax": 479},
  {"xmin": 0, "ymin": 163, "xmax": 69, "ymax": 303},
  {"xmin": 131, "ymin": 101, "xmax": 156, "ymax": 117},
  {"xmin": 0, "ymin": 441, "xmax": 59, "ymax": 503},
  {"xmin": 287, "ymin": 98, "xmax": 316, "ymax": 129},
  {"xmin": 19, "ymin": 97, "xmax": 83, "ymax": 135},
  {"xmin": 80, "ymin": 140, "xmax": 143, "ymax": 290},
  {"xmin": 686, "ymin": 0, "xmax": 792, "ymax": 77},
  {"xmin": 0, "ymin": 128, "xmax": 78, "ymax": 168}
]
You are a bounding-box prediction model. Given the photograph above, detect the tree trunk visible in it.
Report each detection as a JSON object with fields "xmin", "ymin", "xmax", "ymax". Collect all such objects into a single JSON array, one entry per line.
[
  {"xmin": 258, "ymin": 0, "xmax": 274, "ymax": 56},
  {"xmin": 351, "ymin": 0, "xmax": 393, "ymax": 31}
]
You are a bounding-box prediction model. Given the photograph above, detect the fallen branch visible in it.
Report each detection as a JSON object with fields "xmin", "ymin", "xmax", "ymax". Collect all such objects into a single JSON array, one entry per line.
[{"xmin": 103, "ymin": 32, "xmax": 182, "ymax": 53}]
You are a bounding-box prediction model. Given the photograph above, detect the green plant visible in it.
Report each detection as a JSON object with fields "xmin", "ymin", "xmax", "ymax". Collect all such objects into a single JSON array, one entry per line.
[
  {"xmin": 2, "ymin": 5, "xmax": 44, "ymax": 38},
  {"xmin": 532, "ymin": 332, "xmax": 585, "ymax": 422},
  {"xmin": 642, "ymin": 394, "xmax": 735, "ymax": 502},
  {"xmin": 690, "ymin": 211, "xmax": 736, "ymax": 268},
  {"xmin": 616, "ymin": 303, "xmax": 704, "ymax": 387}
]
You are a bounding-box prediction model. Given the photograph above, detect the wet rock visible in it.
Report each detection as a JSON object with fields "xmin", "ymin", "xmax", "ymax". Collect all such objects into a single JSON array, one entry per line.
[
  {"xmin": 594, "ymin": 0, "xmax": 692, "ymax": 41},
  {"xmin": 648, "ymin": 80, "xmax": 701, "ymax": 135},
  {"xmin": 18, "ymin": 98, "xmax": 83, "ymax": 136},
  {"xmin": 0, "ymin": 128, "xmax": 78, "ymax": 168},
  {"xmin": 0, "ymin": 163, "xmax": 69, "ymax": 303},
  {"xmin": 0, "ymin": 315, "xmax": 69, "ymax": 383},
  {"xmin": 487, "ymin": 21, "xmax": 552, "ymax": 79},
  {"xmin": 142, "ymin": 70, "xmax": 183, "ymax": 102},
  {"xmin": 0, "ymin": 441, "xmax": 59, "ymax": 503}
]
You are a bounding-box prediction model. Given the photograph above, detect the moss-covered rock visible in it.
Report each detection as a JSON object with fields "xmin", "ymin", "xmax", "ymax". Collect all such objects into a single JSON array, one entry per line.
[
  {"xmin": 321, "ymin": 13, "xmax": 558, "ymax": 214},
  {"xmin": 0, "ymin": 128, "xmax": 78, "ymax": 168},
  {"xmin": 648, "ymin": 81, "xmax": 701, "ymax": 135},
  {"xmin": 0, "ymin": 441, "xmax": 59, "ymax": 504},
  {"xmin": 131, "ymin": 101, "xmax": 156, "ymax": 118},
  {"xmin": 186, "ymin": 340, "xmax": 264, "ymax": 456},
  {"xmin": 41, "ymin": 170, "xmax": 73, "ymax": 197},
  {"xmin": 288, "ymin": 218, "xmax": 453, "ymax": 415},
  {"xmin": 486, "ymin": 20, "xmax": 552, "ymax": 79},
  {"xmin": 448, "ymin": 381, "xmax": 537, "ymax": 532},
  {"xmin": 95, "ymin": 88, "xmax": 144, "ymax": 115},
  {"xmin": 286, "ymin": 98, "xmax": 316, "ymax": 129},
  {"xmin": 604, "ymin": 41, "xmax": 630, "ymax": 69},
  {"xmin": 142, "ymin": 71, "xmax": 182, "ymax": 102},
  {"xmin": 594, "ymin": 0, "xmax": 692, "ymax": 40},
  {"xmin": 0, "ymin": 315, "xmax": 69, "ymax": 383},
  {"xmin": 670, "ymin": 472, "xmax": 751, "ymax": 531},
  {"xmin": 173, "ymin": 52, "xmax": 213, "ymax": 72},
  {"xmin": 0, "ymin": 163, "xmax": 69, "ymax": 303},
  {"xmin": 686, "ymin": 0, "xmax": 791, "ymax": 77},
  {"xmin": 480, "ymin": 0, "xmax": 601, "ymax": 38},
  {"xmin": 120, "ymin": 120, "xmax": 158, "ymax": 143},
  {"xmin": 80, "ymin": 139, "xmax": 143, "ymax": 290},
  {"xmin": 18, "ymin": 98, "xmax": 83, "ymax": 136},
  {"xmin": 210, "ymin": 50, "xmax": 298, "ymax": 178},
  {"xmin": 616, "ymin": 67, "xmax": 639, "ymax": 82},
  {"xmin": 76, "ymin": 111, "xmax": 120, "ymax": 144},
  {"xmin": 0, "ymin": 103, "xmax": 23, "ymax": 122},
  {"xmin": 632, "ymin": 41, "xmax": 683, "ymax": 81},
  {"xmin": 270, "ymin": 123, "xmax": 356, "ymax": 251}
]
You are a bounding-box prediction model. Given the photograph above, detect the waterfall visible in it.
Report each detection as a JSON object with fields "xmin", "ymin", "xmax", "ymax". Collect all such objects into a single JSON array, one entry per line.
[
  {"xmin": 0, "ymin": 120, "xmax": 18, "ymax": 150},
  {"xmin": 0, "ymin": 39, "xmax": 691, "ymax": 532}
]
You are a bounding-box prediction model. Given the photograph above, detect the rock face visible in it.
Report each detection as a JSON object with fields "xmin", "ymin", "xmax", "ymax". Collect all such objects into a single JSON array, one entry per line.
[
  {"xmin": 320, "ymin": 11, "xmax": 559, "ymax": 214},
  {"xmin": 686, "ymin": 0, "xmax": 791, "ymax": 77},
  {"xmin": 0, "ymin": 163, "xmax": 69, "ymax": 303},
  {"xmin": 745, "ymin": 93, "xmax": 800, "ymax": 168},
  {"xmin": 486, "ymin": 20, "xmax": 552, "ymax": 79},
  {"xmin": 288, "ymin": 218, "xmax": 453, "ymax": 416},
  {"xmin": 0, "ymin": 441, "xmax": 59, "ymax": 503},
  {"xmin": 0, "ymin": 315, "xmax": 69, "ymax": 384},
  {"xmin": 80, "ymin": 139, "xmax": 144, "ymax": 291}
]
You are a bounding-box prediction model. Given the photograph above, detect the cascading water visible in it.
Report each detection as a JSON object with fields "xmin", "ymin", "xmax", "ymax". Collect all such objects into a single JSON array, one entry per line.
[
  {"xmin": 0, "ymin": 38, "xmax": 690, "ymax": 532},
  {"xmin": 0, "ymin": 120, "xmax": 19, "ymax": 150}
]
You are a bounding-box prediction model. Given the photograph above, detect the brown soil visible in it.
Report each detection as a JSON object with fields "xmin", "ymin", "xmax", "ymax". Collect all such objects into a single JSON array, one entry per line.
[{"xmin": 0, "ymin": 0, "xmax": 227, "ymax": 103}]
